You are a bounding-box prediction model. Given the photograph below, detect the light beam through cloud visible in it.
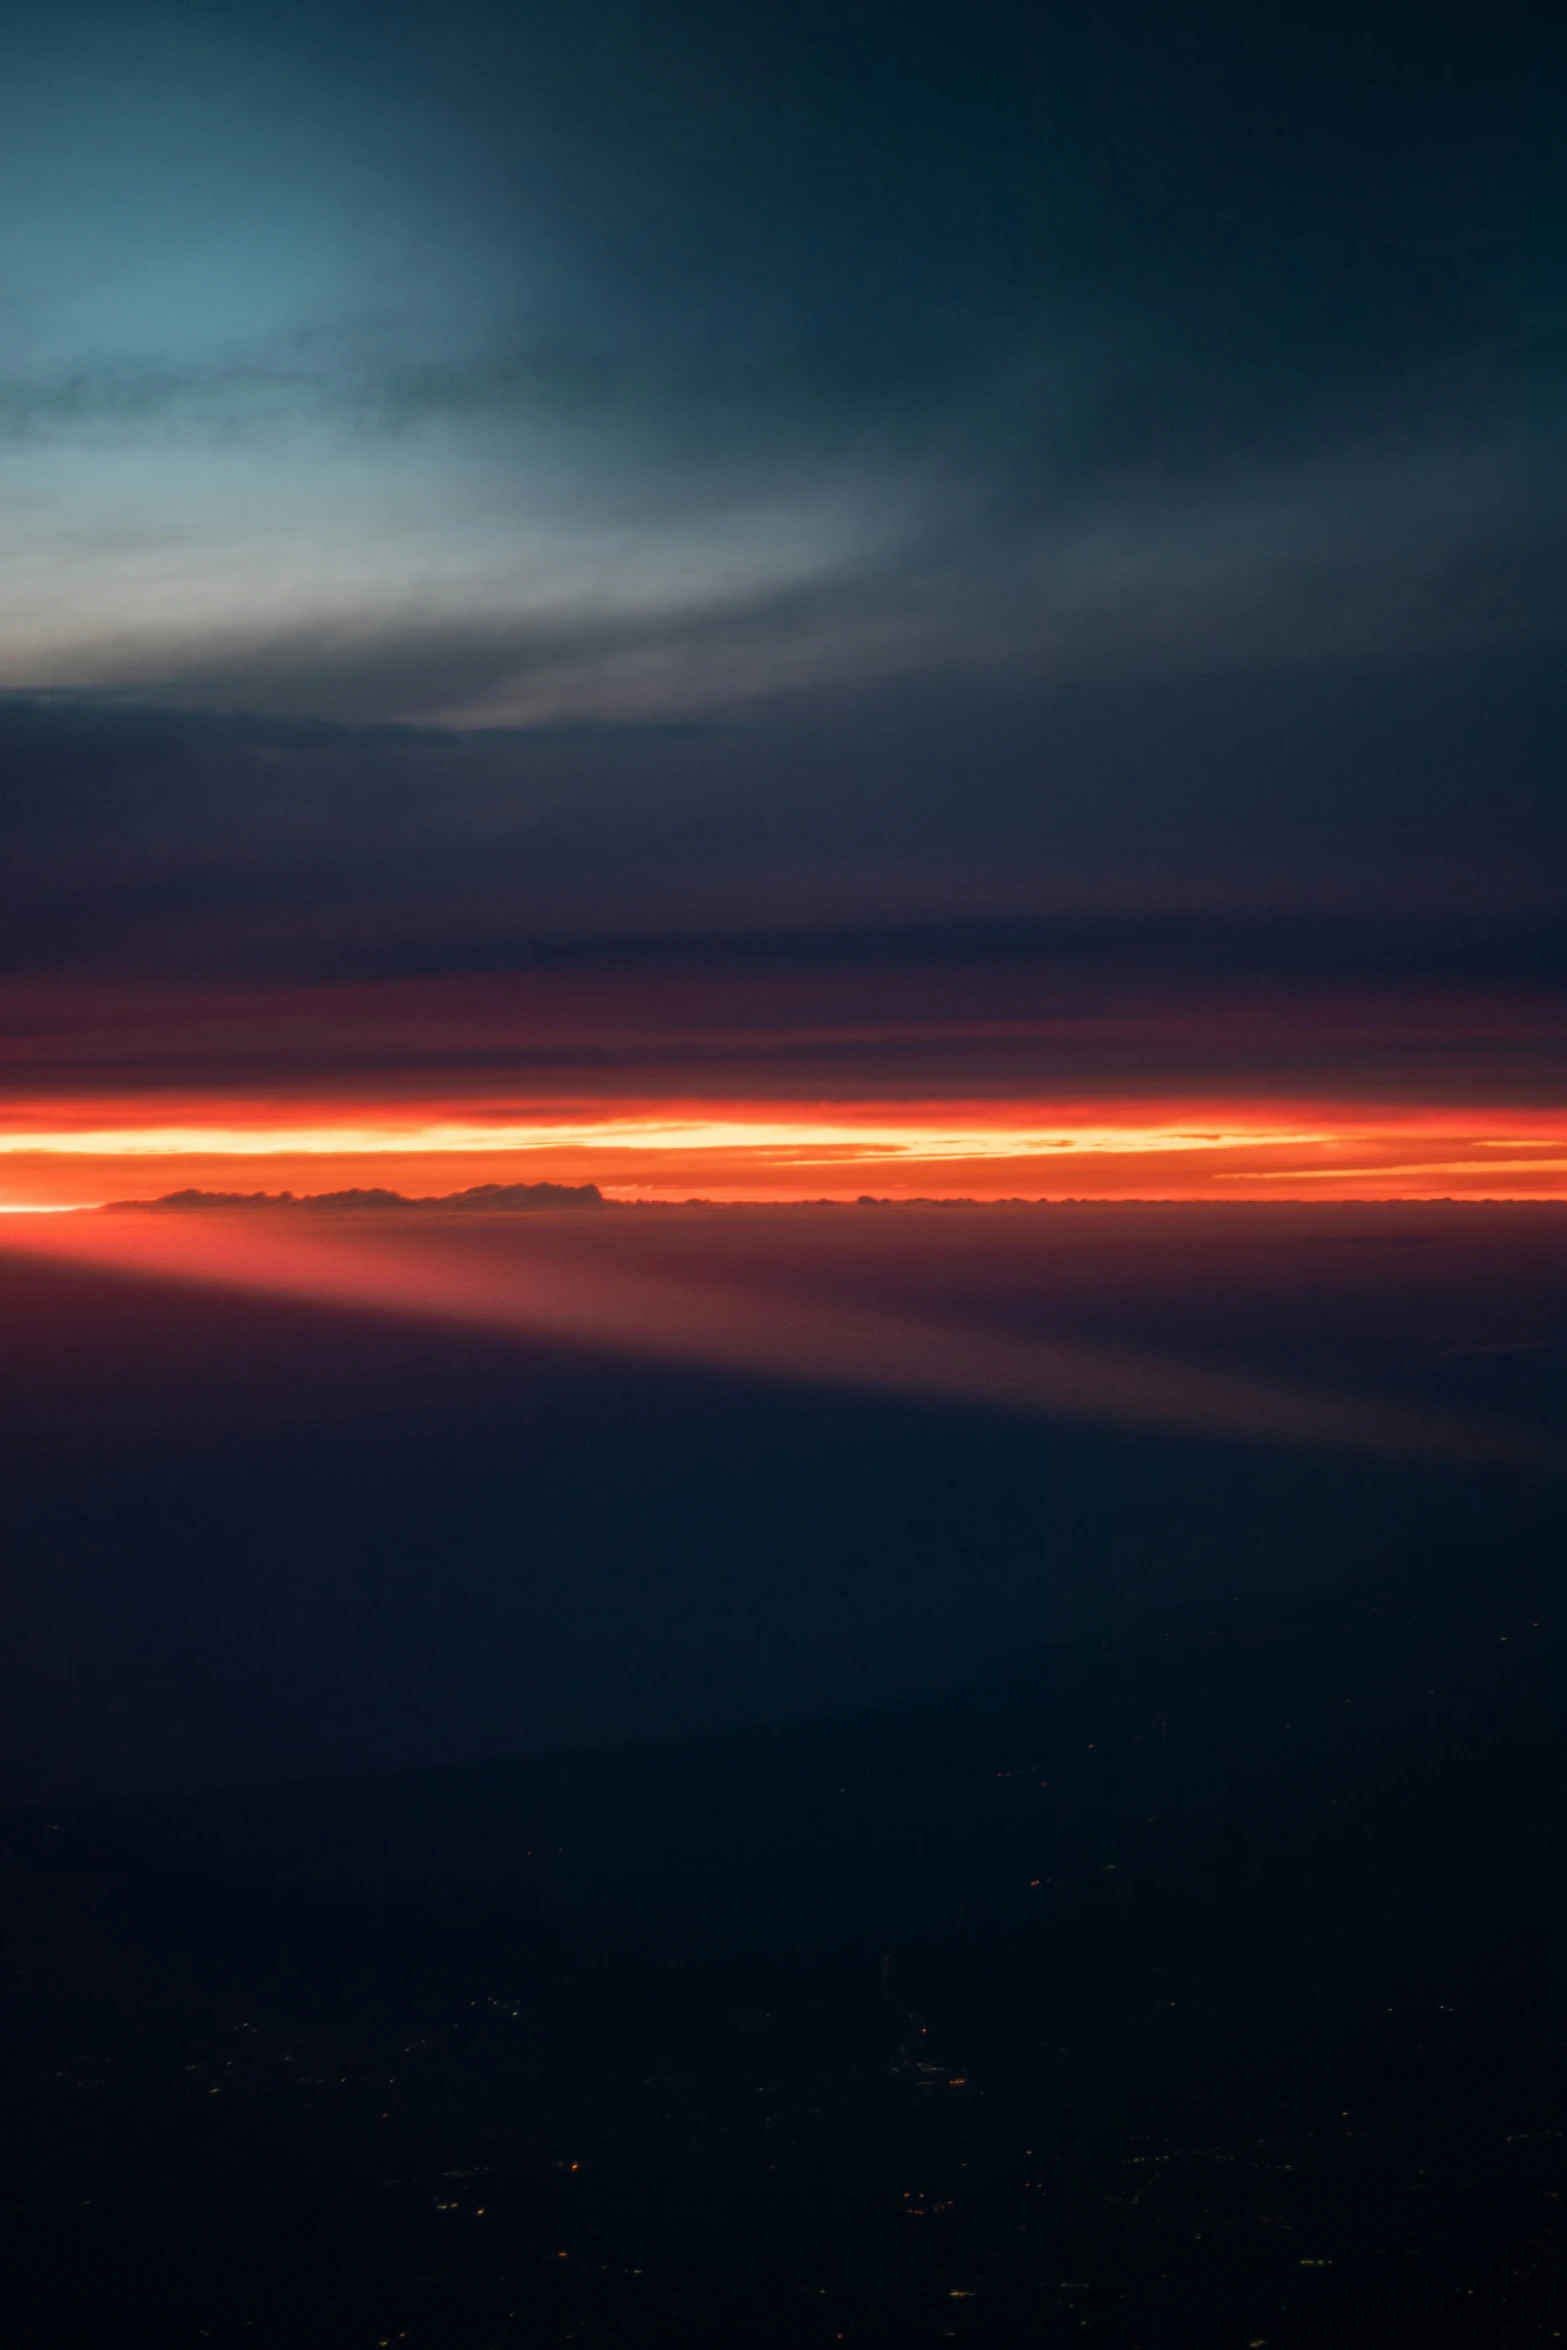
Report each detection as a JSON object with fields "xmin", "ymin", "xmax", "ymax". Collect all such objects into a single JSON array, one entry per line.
[{"xmin": 1, "ymin": 1211, "xmax": 1542, "ymax": 1468}]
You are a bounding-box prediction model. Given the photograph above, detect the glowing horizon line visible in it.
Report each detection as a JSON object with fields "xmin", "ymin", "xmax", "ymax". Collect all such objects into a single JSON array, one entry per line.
[{"xmin": 0, "ymin": 1116, "xmax": 1388, "ymax": 1160}]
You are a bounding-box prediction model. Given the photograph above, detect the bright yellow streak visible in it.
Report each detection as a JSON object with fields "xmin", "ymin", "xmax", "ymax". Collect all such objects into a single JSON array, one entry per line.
[{"xmin": 0, "ymin": 1116, "xmax": 1340, "ymax": 1161}]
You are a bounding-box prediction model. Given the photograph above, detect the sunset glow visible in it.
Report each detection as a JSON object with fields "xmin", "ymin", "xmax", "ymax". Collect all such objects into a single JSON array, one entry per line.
[
  {"xmin": 0, "ymin": 1113, "xmax": 1342, "ymax": 1160},
  {"xmin": 2, "ymin": 1100, "xmax": 1565, "ymax": 1209}
]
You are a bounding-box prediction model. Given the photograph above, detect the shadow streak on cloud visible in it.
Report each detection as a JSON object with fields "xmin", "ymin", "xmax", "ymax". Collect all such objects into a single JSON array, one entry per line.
[{"xmin": 2, "ymin": 1211, "xmax": 1544, "ymax": 1469}]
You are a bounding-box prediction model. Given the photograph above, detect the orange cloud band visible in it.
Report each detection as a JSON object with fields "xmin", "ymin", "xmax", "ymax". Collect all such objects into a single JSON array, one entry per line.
[{"xmin": 0, "ymin": 1098, "xmax": 1565, "ymax": 1208}]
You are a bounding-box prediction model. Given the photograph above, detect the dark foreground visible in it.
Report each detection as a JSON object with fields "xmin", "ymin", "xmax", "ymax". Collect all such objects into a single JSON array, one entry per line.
[{"xmin": 1, "ymin": 1531, "xmax": 1559, "ymax": 2349}]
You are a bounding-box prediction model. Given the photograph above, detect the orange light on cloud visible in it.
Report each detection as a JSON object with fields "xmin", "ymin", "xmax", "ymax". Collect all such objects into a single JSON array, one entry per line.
[
  {"xmin": 0, "ymin": 1098, "xmax": 1565, "ymax": 1207},
  {"xmin": 0, "ymin": 1111, "xmax": 1338, "ymax": 1163}
]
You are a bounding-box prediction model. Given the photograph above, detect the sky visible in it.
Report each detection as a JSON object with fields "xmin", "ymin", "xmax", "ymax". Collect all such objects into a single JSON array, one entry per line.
[{"xmin": 3, "ymin": 0, "xmax": 1565, "ymax": 1204}]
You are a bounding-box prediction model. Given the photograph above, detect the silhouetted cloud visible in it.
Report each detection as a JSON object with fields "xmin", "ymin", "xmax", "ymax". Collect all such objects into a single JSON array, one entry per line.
[{"xmin": 102, "ymin": 1182, "xmax": 606, "ymax": 1211}]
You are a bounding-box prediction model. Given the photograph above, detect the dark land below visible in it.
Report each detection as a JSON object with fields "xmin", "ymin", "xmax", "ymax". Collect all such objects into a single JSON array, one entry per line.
[{"xmin": 1, "ymin": 1527, "xmax": 1559, "ymax": 2349}]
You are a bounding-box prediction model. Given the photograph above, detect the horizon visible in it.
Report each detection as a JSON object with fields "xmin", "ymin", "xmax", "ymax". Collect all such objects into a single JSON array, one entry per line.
[{"xmin": 5, "ymin": 1098, "xmax": 1567, "ymax": 1209}]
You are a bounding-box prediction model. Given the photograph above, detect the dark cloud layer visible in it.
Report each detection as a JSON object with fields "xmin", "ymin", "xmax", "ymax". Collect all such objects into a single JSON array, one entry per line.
[{"xmin": 5, "ymin": 632, "xmax": 1565, "ymax": 958}]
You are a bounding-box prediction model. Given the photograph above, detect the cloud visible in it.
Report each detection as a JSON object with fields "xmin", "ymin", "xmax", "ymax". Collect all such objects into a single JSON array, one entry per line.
[
  {"xmin": 2, "ymin": 1210, "xmax": 1545, "ymax": 1467},
  {"xmin": 4, "ymin": 629, "xmax": 1565, "ymax": 974}
]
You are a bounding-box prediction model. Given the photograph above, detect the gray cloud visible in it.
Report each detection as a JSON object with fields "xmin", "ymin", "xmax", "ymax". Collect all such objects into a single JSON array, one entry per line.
[{"xmin": 6, "ymin": 416, "xmax": 1556, "ymax": 733}]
